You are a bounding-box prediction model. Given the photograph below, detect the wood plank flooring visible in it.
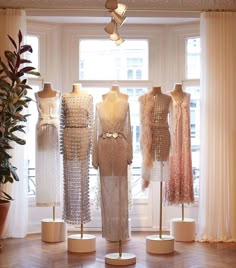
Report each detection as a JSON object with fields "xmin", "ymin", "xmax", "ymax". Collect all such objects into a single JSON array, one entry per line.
[{"xmin": 1, "ymin": 232, "xmax": 236, "ymax": 268}]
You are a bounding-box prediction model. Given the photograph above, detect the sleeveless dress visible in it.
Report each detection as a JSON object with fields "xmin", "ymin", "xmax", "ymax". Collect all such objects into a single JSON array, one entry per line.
[
  {"xmin": 164, "ymin": 93, "xmax": 194, "ymax": 204},
  {"xmin": 35, "ymin": 92, "xmax": 61, "ymax": 206},
  {"xmin": 60, "ymin": 93, "xmax": 93, "ymax": 225},
  {"xmin": 139, "ymin": 92, "xmax": 172, "ymax": 182},
  {"xmin": 92, "ymin": 97, "xmax": 133, "ymax": 241}
]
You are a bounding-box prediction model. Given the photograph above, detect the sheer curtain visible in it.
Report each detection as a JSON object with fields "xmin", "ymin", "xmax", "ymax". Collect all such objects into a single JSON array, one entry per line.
[
  {"xmin": 198, "ymin": 12, "xmax": 236, "ymax": 242},
  {"xmin": 0, "ymin": 9, "xmax": 28, "ymax": 238}
]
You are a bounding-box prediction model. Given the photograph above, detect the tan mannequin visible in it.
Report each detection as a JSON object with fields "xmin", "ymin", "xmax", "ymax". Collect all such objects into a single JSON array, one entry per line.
[
  {"xmin": 99, "ymin": 90, "xmax": 128, "ymax": 125},
  {"xmin": 65, "ymin": 83, "xmax": 85, "ymax": 96},
  {"xmin": 150, "ymin": 86, "xmax": 162, "ymax": 96},
  {"xmin": 170, "ymin": 83, "xmax": 186, "ymax": 102},
  {"xmin": 37, "ymin": 82, "xmax": 57, "ymax": 98},
  {"xmin": 102, "ymin": 84, "xmax": 128, "ymax": 101}
]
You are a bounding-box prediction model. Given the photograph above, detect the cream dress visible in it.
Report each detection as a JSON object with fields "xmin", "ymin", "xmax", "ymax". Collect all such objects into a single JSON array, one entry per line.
[
  {"xmin": 60, "ymin": 93, "xmax": 93, "ymax": 224},
  {"xmin": 92, "ymin": 94, "xmax": 133, "ymax": 241},
  {"xmin": 35, "ymin": 92, "xmax": 61, "ymax": 206}
]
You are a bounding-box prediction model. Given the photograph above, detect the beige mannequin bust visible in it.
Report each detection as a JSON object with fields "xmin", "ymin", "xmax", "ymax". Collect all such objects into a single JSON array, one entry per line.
[
  {"xmin": 37, "ymin": 82, "xmax": 57, "ymax": 98},
  {"xmin": 170, "ymin": 83, "xmax": 186, "ymax": 102},
  {"xmin": 65, "ymin": 83, "xmax": 86, "ymax": 96},
  {"xmin": 150, "ymin": 86, "xmax": 162, "ymax": 96},
  {"xmin": 102, "ymin": 84, "xmax": 128, "ymax": 101}
]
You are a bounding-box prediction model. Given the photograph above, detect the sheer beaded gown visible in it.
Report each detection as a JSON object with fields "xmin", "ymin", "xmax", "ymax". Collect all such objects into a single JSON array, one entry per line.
[
  {"xmin": 60, "ymin": 93, "xmax": 93, "ymax": 224},
  {"xmin": 92, "ymin": 92, "xmax": 133, "ymax": 242},
  {"xmin": 139, "ymin": 89, "xmax": 172, "ymax": 183},
  {"xmin": 165, "ymin": 92, "xmax": 194, "ymax": 204},
  {"xmin": 35, "ymin": 92, "xmax": 61, "ymax": 206}
]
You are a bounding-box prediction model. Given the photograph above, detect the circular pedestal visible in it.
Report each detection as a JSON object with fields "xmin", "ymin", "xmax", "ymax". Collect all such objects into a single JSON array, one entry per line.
[
  {"xmin": 105, "ymin": 253, "xmax": 136, "ymax": 266},
  {"xmin": 67, "ymin": 234, "xmax": 96, "ymax": 253},
  {"xmin": 146, "ymin": 235, "xmax": 174, "ymax": 254},
  {"xmin": 41, "ymin": 219, "xmax": 66, "ymax": 243},
  {"xmin": 170, "ymin": 218, "xmax": 196, "ymax": 242}
]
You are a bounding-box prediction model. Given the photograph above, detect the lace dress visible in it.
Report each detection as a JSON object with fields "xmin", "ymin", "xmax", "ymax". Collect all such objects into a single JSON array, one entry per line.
[
  {"xmin": 92, "ymin": 97, "xmax": 133, "ymax": 241},
  {"xmin": 35, "ymin": 92, "xmax": 61, "ymax": 206},
  {"xmin": 139, "ymin": 92, "xmax": 172, "ymax": 182},
  {"xmin": 60, "ymin": 93, "xmax": 93, "ymax": 225},
  {"xmin": 165, "ymin": 93, "xmax": 194, "ymax": 204}
]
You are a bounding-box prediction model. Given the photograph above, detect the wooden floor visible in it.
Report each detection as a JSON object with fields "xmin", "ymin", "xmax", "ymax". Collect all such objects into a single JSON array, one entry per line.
[{"xmin": 1, "ymin": 232, "xmax": 236, "ymax": 268}]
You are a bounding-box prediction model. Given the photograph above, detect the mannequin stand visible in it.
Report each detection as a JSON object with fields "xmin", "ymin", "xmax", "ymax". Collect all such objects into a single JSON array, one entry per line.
[
  {"xmin": 105, "ymin": 240, "xmax": 136, "ymax": 266},
  {"xmin": 67, "ymin": 223, "xmax": 96, "ymax": 253},
  {"xmin": 170, "ymin": 204, "xmax": 195, "ymax": 242},
  {"xmin": 146, "ymin": 181, "xmax": 174, "ymax": 254},
  {"xmin": 41, "ymin": 206, "xmax": 66, "ymax": 243}
]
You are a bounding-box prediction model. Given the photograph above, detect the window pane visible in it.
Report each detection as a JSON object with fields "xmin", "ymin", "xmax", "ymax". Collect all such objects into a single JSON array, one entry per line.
[
  {"xmin": 79, "ymin": 40, "xmax": 148, "ymax": 80},
  {"xmin": 186, "ymin": 37, "xmax": 200, "ymax": 79},
  {"xmin": 185, "ymin": 86, "xmax": 200, "ymax": 197}
]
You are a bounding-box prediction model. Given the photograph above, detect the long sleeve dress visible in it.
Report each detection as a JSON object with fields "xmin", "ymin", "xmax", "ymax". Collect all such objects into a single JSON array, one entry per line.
[
  {"xmin": 92, "ymin": 96, "xmax": 133, "ymax": 242},
  {"xmin": 35, "ymin": 92, "xmax": 61, "ymax": 207},
  {"xmin": 60, "ymin": 93, "xmax": 93, "ymax": 225},
  {"xmin": 139, "ymin": 91, "xmax": 172, "ymax": 182},
  {"xmin": 164, "ymin": 93, "xmax": 194, "ymax": 204}
]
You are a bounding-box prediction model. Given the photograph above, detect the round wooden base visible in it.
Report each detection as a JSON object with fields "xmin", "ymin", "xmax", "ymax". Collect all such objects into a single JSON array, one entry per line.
[
  {"xmin": 67, "ymin": 234, "xmax": 96, "ymax": 253},
  {"xmin": 41, "ymin": 219, "xmax": 66, "ymax": 243},
  {"xmin": 146, "ymin": 235, "xmax": 174, "ymax": 254},
  {"xmin": 170, "ymin": 218, "xmax": 196, "ymax": 242},
  {"xmin": 105, "ymin": 253, "xmax": 136, "ymax": 266}
]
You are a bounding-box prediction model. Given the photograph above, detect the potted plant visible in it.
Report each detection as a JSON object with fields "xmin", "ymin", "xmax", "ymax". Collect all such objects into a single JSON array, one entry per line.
[{"xmin": 0, "ymin": 30, "xmax": 40, "ymax": 240}]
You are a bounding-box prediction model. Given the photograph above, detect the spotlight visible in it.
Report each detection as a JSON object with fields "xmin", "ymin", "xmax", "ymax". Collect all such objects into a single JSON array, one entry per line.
[
  {"xmin": 111, "ymin": 11, "xmax": 126, "ymax": 26},
  {"xmin": 115, "ymin": 3, "xmax": 127, "ymax": 16},
  {"xmin": 105, "ymin": 0, "xmax": 118, "ymax": 10},
  {"xmin": 115, "ymin": 37, "xmax": 125, "ymax": 46},
  {"xmin": 104, "ymin": 19, "xmax": 116, "ymax": 34}
]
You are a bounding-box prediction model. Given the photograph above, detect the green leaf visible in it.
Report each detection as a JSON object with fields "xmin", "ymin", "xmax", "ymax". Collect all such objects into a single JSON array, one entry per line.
[
  {"xmin": 18, "ymin": 30, "xmax": 22, "ymax": 44},
  {"xmin": 20, "ymin": 45, "xmax": 33, "ymax": 54},
  {"xmin": 20, "ymin": 59, "xmax": 32, "ymax": 64},
  {"xmin": 8, "ymin": 35, "xmax": 17, "ymax": 50},
  {"xmin": 10, "ymin": 125, "xmax": 26, "ymax": 133},
  {"xmin": 27, "ymin": 71, "xmax": 40, "ymax": 77},
  {"xmin": 19, "ymin": 66, "xmax": 35, "ymax": 73}
]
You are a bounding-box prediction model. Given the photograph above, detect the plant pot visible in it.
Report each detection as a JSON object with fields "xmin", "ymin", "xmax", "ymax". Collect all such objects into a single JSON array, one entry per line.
[{"xmin": 0, "ymin": 201, "xmax": 10, "ymax": 238}]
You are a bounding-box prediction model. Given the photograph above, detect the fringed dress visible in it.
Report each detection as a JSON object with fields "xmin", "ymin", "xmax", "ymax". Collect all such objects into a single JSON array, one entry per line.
[
  {"xmin": 35, "ymin": 92, "xmax": 61, "ymax": 206},
  {"xmin": 139, "ymin": 92, "xmax": 172, "ymax": 182},
  {"xmin": 164, "ymin": 93, "xmax": 194, "ymax": 204},
  {"xmin": 92, "ymin": 97, "xmax": 133, "ymax": 241},
  {"xmin": 60, "ymin": 93, "xmax": 93, "ymax": 224}
]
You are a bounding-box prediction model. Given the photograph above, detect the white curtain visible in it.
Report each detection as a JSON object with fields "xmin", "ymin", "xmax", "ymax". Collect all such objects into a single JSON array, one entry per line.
[
  {"xmin": 0, "ymin": 9, "xmax": 28, "ymax": 238},
  {"xmin": 198, "ymin": 12, "xmax": 236, "ymax": 242}
]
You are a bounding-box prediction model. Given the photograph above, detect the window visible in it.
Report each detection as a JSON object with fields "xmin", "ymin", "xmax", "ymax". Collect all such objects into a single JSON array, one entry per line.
[
  {"xmin": 186, "ymin": 37, "xmax": 200, "ymax": 79},
  {"xmin": 79, "ymin": 39, "xmax": 149, "ymax": 199},
  {"xmin": 185, "ymin": 37, "xmax": 200, "ymax": 197},
  {"xmin": 79, "ymin": 40, "xmax": 148, "ymax": 80}
]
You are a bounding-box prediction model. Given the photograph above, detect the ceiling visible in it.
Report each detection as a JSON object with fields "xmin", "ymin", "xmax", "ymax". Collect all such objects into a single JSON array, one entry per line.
[{"xmin": 1, "ymin": 0, "xmax": 236, "ymax": 24}]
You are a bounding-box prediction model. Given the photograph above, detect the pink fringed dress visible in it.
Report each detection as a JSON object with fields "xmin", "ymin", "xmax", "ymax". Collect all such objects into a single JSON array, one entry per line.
[{"xmin": 165, "ymin": 93, "xmax": 194, "ymax": 204}]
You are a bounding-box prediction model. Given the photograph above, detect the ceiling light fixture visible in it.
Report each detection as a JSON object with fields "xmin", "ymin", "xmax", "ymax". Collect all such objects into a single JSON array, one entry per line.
[{"xmin": 104, "ymin": 1, "xmax": 127, "ymax": 46}]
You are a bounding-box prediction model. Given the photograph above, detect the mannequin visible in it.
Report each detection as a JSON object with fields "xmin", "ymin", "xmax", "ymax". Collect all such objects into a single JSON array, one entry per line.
[
  {"xmin": 35, "ymin": 82, "xmax": 65, "ymax": 242},
  {"xmin": 65, "ymin": 83, "xmax": 83, "ymax": 96},
  {"xmin": 165, "ymin": 82, "xmax": 194, "ymax": 205},
  {"xmin": 93, "ymin": 88, "xmax": 134, "ymax": 264},
  {"xmin": 37, "ymin": 82, "xmax": 58, "ymax": 98},
  {"xmin": 139, "ymin": 86, "xmax": 174, "ymax": 254},
  {"xmin": 165, "ymin": 82, "xmax": 195, "ymax": 242},
  {"xmin": 35, "ymin": 82, "xmax": 61, "ymax": 208},
  {"xmin": 150, "ymin": 86, "xmax": 162, "ymax": 96},
  {"xmin": 102, "ymin": 84, "xmax": 128, "ymax": 101}
]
